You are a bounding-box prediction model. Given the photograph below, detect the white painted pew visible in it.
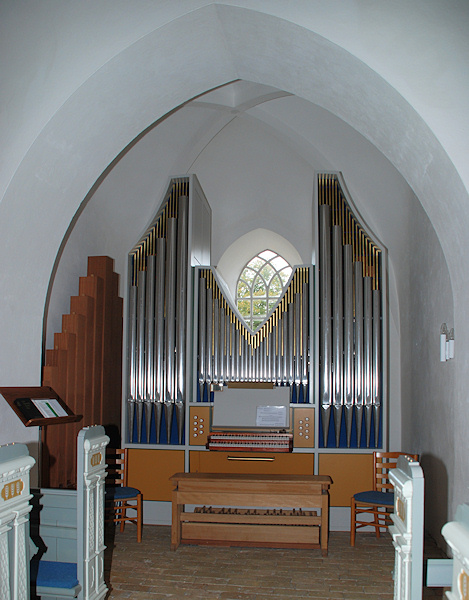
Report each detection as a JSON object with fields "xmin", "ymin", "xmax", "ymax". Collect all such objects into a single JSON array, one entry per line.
[
  {"xmin": 389, "ymin": 455, "xmax": 424, "ymax": 600},
  {"xmin": 30, "ymin": 426, "xmax": 109, "ymax": 600},
  {"xmin": 441, "ymin": 503, "xmax": 469, "ymax": 600},
  {"xmin": 0, "ymin": 442, "xmax": 35, "ymax": 600}
]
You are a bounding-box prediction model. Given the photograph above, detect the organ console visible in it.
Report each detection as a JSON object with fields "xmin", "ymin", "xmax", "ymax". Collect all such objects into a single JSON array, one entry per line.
[{"xmin": 206, "ymin": 432, "xmax": 293, "ymax": 452}]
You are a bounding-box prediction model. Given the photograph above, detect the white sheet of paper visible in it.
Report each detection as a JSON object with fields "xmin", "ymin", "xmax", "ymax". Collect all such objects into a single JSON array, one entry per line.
[
  {"xmin": 32, "ymin": 398, "xmax": 68, "ymax": 418},
  {"xmin": 256, "ymin": 405, "xmax": 287, "ymax": 428}
]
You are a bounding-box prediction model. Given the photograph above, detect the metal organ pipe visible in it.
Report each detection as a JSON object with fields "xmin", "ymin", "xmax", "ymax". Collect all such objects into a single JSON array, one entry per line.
[
  {"xmin": 145, "ymin": 254, "xmax": 156, "ymax": 442},
  {"xmin": 219, "ymin": 305, "xmax": 226, "ymax": 384},
  {"xmin": 354, "ymin": 262, "xmax": 364, "ymax": 447},
  {"xmin": 213, "ymin": 298, "xmax": 220, "ymax": 384},
  {"xmin": 224, "ymin": 312, "xmax": 230, "ymax": 381},
  {"xmin": 294, "ymin": 292, "xmax": 301, "ymax": 386},
  {"xmin": 363, "ymin": 276, "xmax": 373, "ymax": 447},
  {"xmin": 343, "ymin": 245, "xmax": 354, "ymax": 447},
  {"xmin": 230, "ymin": 321, "xmax": 236, "ymax": 382},
  {"xmin": 164, "ymin": 217, "xmax": 177, "ymax": 443},
  {"xmin": 282, "ymin": 314, "xmax": 288, "ymax": 384},
  {"xmin": 206, "ymin": 288, "xmax": 213, "ymax": 385},
  {"xmin": 287, "ymin": 304, "xmax": 294, "ymax": 388},
  {"xmin": 332, "ymin": 225, "xmax": 344, "ymax": 446},
  {"xmin": 154, "ymin": 238, "xmax": 166, "ymax": 442},
  {"xmin": 243, "ymin": 336, "xmax": 249, "ymax": 382},
  {"xmin": 127, "ymin": 285, "xmax": 137, "ymax": 442},
  {"xmin": 270, "ymin": 325, "xmax": 276, "ymax": 384},
  {"xmin": 302, "ymin": 281, "xmax": 309, "ymax": 392},
  {"xmin": 175, "ymin": 195, "xmax": 188, "ymax": 444},
  {"xmin": 136, "ymin": 269, "xmax": 146, "ymax": 442},
  {"xmin": 372, "ymin": 289, "xmax": 381, "ymax": 446},
  {"xmin": 276, "ymin": 317, "xmax": 282, "ymax": 385},
  {"xmin": 198, "ymin": 277, "xmax": 206, "ymax": 398},
  {"xmin": 319, "ymin": 204, "xmax": 332, "ymax": 446},
  {"xmin": 262, "ymin": 338, "xmax": 267, "ymax": 382},
  {"xmin": 235, "ymin": 327, "xmax": 240, "ymax": 382}
]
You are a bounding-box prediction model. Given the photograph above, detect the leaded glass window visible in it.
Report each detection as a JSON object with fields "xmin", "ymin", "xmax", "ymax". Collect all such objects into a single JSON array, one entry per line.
[{"xmin": 236, "ymin": 250, "xmax": 292, "ymax": 331}]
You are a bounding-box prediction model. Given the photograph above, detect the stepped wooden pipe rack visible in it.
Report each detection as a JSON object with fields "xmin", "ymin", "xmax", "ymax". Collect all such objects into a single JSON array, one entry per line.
[{"xmin": 170, "ymin": 472, "xmax": 332, "ymax": 555}]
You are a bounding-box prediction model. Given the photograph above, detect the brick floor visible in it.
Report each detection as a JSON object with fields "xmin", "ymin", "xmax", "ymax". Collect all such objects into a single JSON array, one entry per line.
[{"xmin": 104, "ymin": 526, "xmax": 449, "ymax": 599}]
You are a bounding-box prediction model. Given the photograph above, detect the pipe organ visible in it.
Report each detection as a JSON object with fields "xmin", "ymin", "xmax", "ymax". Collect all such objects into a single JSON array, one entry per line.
[
  {"xmin": 318, "ymin": 173, "xmax": 384, "ymax": 448},
  {"xmin": 123, "ymin": 171, "xmax": 389, "ymax": 524},
  {"xmin": 196, "ymin": 267, "xmax": 311, "ymax": 404},
  {"xmin": 125, "ymin": 172, "xmax": 386, "ymax": 461}
]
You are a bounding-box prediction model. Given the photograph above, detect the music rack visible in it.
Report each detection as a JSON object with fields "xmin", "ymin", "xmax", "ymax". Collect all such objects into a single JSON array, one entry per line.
[{"xmin": 0, "ymin": 386, "xmax": 81, "ymax": 428}]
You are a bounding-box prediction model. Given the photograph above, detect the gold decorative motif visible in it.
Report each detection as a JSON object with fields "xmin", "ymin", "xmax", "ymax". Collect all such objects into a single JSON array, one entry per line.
[
  {"xmin": 396, "ymin": 496, "xmax": 406, "ymax": 522},
  {"xmin": 458, "ymin": 569, "xmax": 469, "ymax": 599},
  {"xmin": 1, "ymin": 478, "xmax": 24, "ymax": 501},
  {"xmin": 90, "ymin": 452, "xmax": 102, "ymax": 467}
]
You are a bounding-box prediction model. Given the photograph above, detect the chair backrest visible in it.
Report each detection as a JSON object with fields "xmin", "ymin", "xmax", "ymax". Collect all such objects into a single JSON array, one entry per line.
[
  {"xmin": 373, "ymin": 451, "xmax": 419, "ymax": 493},
  {"xmin": 106, "ymin": 448, "xmax": 129, "ymax": 488}
]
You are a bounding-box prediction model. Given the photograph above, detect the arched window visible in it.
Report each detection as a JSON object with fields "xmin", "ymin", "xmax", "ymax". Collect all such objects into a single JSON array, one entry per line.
[{"xmin": 237, "ymin": 250, "xmax": 292, "ymax": 331}]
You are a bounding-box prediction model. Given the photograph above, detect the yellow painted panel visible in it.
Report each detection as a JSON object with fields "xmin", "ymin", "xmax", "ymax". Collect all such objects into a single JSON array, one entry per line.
[
  {"xmin": 189, "ymin": 406, "xmax": 211, "ymax": 446},
  {"xmin": 127, "ymin": 449, "xmax": 185, "ymax": 501},
  {"xmin": 318, "ymin": 453, "xmax": 373, "ymax": 507},
  {"xmin": 293, "ymin": 407, "xmax": 315, "ymax": 448},
  {"xmin": 190, "ymin": 450, "xmax": 314, "ymax": 476}
]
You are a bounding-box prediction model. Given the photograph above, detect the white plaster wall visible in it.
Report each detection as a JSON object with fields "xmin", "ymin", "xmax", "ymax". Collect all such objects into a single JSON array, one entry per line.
[
  {"xmin": 190, "ymin": 114, "xmax": 314, "ymax": 267},
  {"xmin": 400, "ymin": 198, "xmax": 455, "ymax": 547}
]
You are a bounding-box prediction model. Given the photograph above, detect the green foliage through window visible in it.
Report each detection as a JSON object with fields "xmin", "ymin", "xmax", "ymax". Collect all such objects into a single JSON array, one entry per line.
[{"xmin": 236, "ymin": 250, "xmax": 292, "ymax": 331}]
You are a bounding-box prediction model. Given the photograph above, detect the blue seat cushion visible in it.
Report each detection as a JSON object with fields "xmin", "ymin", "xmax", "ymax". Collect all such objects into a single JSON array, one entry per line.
[
  {"xmin": 353, "ymin": 490, "xmax": 394, "ymax": 506},
  {"xmin": 106, "ymin": 485, "xmax": 140, "ymax": 500},
  {"xmin": 31, "ymin": 560, "xmax": 79, "ymax": 589}
]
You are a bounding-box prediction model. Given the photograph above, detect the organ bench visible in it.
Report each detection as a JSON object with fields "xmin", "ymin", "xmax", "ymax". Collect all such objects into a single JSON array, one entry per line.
[{"xmin": 170, "ymin": 472, "xmax": 332, "ymax": 555}]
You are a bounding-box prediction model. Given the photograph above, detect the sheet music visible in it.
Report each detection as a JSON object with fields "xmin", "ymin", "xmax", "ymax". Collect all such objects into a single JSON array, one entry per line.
[{"xmin": 256, "ymin": 405, "xmax": 287, "ymax": 428}]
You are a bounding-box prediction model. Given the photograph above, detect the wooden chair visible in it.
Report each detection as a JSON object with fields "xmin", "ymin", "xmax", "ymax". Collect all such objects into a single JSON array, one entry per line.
[
  {"xmin": 105, "ymin": 448, "xmax": 143, "ymax": 542},
  {"xmin": 350, "ymin": 451, "xmax": 419, "ymax": 546}
]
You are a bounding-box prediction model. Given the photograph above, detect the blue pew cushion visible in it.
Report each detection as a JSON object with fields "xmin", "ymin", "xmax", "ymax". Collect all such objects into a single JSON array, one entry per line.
[
  {"xmin": 31, "ymin": 560, "xmax": 79, "ymax": 588},
  {"xmin": 353, "ymin": 490, "xmax": 394, "ymax": 506},
  {"xmin": 106, "ymin": 485, "xmax": 140, "ymax": 500}
]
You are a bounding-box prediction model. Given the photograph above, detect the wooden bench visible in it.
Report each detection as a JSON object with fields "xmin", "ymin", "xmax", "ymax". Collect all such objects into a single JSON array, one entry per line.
[
  {"xmin": 170, "ymin": 472, "xmax": 331, "ymax": 555},
  {"xmin": 30, "ymin": 426, "xmax": 109, "ymax": 600}
]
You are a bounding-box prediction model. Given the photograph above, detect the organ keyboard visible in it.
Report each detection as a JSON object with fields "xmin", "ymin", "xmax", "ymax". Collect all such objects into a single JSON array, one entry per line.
[{"xmin": 206, "ymin": 431, "xmax": 293, "ymax": 452}]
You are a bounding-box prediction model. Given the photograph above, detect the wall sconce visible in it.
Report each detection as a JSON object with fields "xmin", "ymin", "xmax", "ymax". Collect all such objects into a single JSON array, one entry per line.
[{"xmin": 440, "ymin": 323, "xmax": 455, "ymax": 361}]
